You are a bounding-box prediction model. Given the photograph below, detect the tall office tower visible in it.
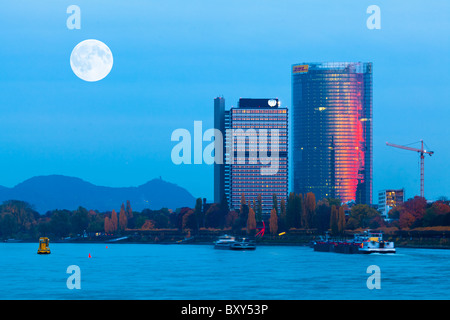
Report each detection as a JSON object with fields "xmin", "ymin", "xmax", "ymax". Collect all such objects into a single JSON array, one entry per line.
[
  {"xmin": 214, "ymin": 97, "xmax": 226, "ymax": 204},
  {"xmin": 292, "ymin": 62, "xmax": 373, "ymax": 204},
  {"xmin": 225, "ymin": 98, "xmax": 289, "ymax": 213}
]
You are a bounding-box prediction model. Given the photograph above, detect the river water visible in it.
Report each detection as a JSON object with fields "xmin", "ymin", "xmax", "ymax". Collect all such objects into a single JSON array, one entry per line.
[{"xmin": 0, "ymin": 243, "xmax": 449, "ymax": 300}]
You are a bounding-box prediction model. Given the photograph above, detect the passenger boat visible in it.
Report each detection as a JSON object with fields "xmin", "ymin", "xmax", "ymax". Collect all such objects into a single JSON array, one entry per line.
[
  {"xmin": 214, "ymin": 235, "xmax": 237, "ymax": 249},
  {"xmin": 37, "ymin": 237, "xmax": 51, "ymax": 254},
  {"xmin": 214, "ymin": 235, "xmax": 256, "ymax": 250},
  {"xmin": 313, "ymin": 231, "xmax": 395, "ymax": 254},
  {"xmin": 230, "ymin": 238, "xmax": 256, "ymax": 251}
]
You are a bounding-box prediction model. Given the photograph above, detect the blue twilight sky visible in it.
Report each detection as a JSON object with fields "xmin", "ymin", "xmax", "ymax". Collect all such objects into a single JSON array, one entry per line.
[{"xmin": 0, "ymin": 0, "xmax": 449, "ymax": 203}]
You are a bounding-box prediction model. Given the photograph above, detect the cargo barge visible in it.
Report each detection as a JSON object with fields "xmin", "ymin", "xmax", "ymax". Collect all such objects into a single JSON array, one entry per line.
[{"xmin": 313, "ymin": 231, "xmax": 395, "ymax": 254}]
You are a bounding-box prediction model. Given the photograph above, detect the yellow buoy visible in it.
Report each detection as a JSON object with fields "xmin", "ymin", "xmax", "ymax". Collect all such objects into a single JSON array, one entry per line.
[{"xmin": 37, "ymin": 237, "xmax": 51, "ymax": 254}]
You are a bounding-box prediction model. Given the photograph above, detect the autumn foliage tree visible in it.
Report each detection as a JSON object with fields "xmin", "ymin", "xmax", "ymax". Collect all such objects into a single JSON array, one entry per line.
[
  {"xmin": 119, "ymin": 204, "xmax": 128, "ymax": 231},
  {"xmin": 247, "ymin": 204, "xmax": 256, "ymax": 235},
  {"xmin": 272, "ymin": 194, "xmax": 278, "ymax": 215},
  {"xmin": 422, "ymin": 201, "xmax": 450, "ymax": 227},
  {"xmin": 346, "ymin": 204, "xmax": 379, "ymax": 230},
  {"xmin": 399, "ymin": 210, "xmax": 415, "ymax": 229},
  {"xmin": 104, "ymin": 216, "xmax": 113, "ymax": 234},
  {"xmin": 303, "ymin": 192, "xmax": 316, "ymax": 229},
  {"xmin": 338, "ymin": 206, "xmax": 346, "ymax": 235},
  {"xmin": 269, "ymin": 208, "xmax": 278, "ymax": 235},
  {"xmin": 404, "ymin": 196, "xmax": 427, "ymax": 221},
  {"xmin": 240, "ymin": 193, "xmax": 246, "ymax": 213},
  {"xmin": 104, "ymin": 209, "xmax": 119, "ymax": 235},
  {"xmin": 225, "ymin": 210, "xmax": 239, "ymax": 229},
  {"xmin": 182, "ymin": 209, "xmax": 196, "ymax": 231},
  {"xmin": 390, "ymin": 196, "xmax": 429, "ymax": 229},
  {"xmin": 0, "ymin": 200, "xmax": 39, "ymax": 239},
  {"xmin": 110, "ymin": 209, "xmax": 118, "ymax": 233}
]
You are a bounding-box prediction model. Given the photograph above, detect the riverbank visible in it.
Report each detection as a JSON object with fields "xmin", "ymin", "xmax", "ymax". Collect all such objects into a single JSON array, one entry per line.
[
  {"xmin": 5, "ymin": 227, "xmax": 450, "ymax": 249},
  {"xmin": 5, "ymin": 239, "xmax": 450, "ymax": 250}
]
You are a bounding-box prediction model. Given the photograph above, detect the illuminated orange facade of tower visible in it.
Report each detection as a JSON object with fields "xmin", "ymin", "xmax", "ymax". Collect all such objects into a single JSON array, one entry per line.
[{"xmin": 292, "ymin": 62, "xmax": 373, "ymax": 204}]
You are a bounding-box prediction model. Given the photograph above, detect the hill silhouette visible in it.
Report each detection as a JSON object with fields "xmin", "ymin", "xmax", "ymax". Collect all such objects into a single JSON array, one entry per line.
[{"xmin": 0, "ymin": 175, "xmax": 197, "ymax": 214}]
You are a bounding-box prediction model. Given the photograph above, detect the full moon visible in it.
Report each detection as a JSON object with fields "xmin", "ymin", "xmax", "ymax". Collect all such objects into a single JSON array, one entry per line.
[{"xmin": 70, "ymin": 39, "xmax": 113, "ymax": 82}]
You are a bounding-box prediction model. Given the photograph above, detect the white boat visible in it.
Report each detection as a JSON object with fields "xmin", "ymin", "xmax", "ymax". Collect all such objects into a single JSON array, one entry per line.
[
  {"xmin": 230, "ymin": 238, "xmax": 256, "ymax": 251},
  {"xmin": 214, "ymin": 235, "xmax": 237, "ymax": 249},
  {"xmin": 313, "ymin": 231, "xmax": 395, "ymax": 254},
  {"xmin": 357, "ymin": 231, "xmax": 396, "ymax": 254}
]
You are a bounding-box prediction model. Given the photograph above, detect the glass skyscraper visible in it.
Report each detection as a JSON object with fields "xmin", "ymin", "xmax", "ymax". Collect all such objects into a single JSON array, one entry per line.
[
  {"xmin": 214, "ymin": 97, "xmax": 289, "ymax": 213},
  {"xmin": 292, "ymin": 62, "xmax": 373, "ymax": 204}
]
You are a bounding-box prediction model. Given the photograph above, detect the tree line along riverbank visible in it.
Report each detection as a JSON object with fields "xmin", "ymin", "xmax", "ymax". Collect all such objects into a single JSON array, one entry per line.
[
  {"xmin": 1, "ymin": 194, "xmax": 450, "ymax": 249},
  {"xmin": 4, "ymin": 227, "xmax": 450, "ymax": 249}
]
